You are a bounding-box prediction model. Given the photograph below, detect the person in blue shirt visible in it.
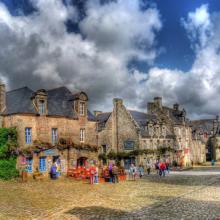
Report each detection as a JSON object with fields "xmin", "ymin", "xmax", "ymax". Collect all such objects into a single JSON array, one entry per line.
[{"xmin": 50, "ymin": 163, "xmax": 57, "ymax": 180}]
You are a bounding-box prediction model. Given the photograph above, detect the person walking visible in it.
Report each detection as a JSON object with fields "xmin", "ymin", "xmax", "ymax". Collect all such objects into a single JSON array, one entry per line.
[
  {"xmin": 109, "ymin": 163, "xmax": 113, "ymax": 183},
  {"xmin": 146, "ymin": 160, "xmax": 152, "ymax": 175},
  {"xmin": 138, "ymin": 164, "xmax": 144, "ymax": 178},
  {"xmin": 165, "ymin": 160, "xmax": 170, "ymax": 174},
  {"xmin": 155, "ymin": 160, "xmax": 160, "ymax": 175},
  {"xmin": 129, "ymin": 164, "xmax": 137, "ymax": 181},
  {"xmin": 50, "ymin": 162, "xmax": 57, "ymax": 180},
  {"xmin": 159, "ymin": 161, "xmax": 166, "ymax": 177},
  {"xmin": 112, "ymin": 164, "xmax": 119, "ymax": 183},
  {"xmin": 89, "ymin": 164, "xmax": 96, "ymax": 184},
  {"xmin": 94, "ymin": 164, "xmax": 99, "ymax": 184}
]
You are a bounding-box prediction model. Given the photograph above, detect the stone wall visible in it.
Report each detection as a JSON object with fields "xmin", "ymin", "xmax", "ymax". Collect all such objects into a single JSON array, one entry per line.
[
  {"xmin": 98, "ymin": 99, "xmax": 139, "ymax": 153},
  {"xmin": 113, "ymin": 99, "xmax": 139, "ymax": 152},
  {"xmin": 3, "ymin": 114, "xmax": 97, "ymax": 148}
]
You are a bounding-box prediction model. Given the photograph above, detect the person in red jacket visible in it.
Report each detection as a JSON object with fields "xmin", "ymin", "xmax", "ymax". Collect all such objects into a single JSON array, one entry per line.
[{"xmin": 159, "ymin": 161, "xmax": 166, "ymax": 177}]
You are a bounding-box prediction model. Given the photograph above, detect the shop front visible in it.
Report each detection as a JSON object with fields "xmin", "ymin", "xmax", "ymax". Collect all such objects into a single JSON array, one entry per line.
[{"xmin": 17, "ymin": 145, "xmax": 98, "ymax": 179}]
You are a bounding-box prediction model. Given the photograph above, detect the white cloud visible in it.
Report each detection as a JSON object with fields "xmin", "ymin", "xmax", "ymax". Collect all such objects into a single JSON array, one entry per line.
[
  {"xmin": 181, "ymin": 4, "xmax": 213, "ymax": 49},
  {"xmin": 139, "ymin": 4, "xmax": 220, "ymax": 119},
  {"xmin": 0, "ymin": 0, "xmax": 161, "ymax": 110}
]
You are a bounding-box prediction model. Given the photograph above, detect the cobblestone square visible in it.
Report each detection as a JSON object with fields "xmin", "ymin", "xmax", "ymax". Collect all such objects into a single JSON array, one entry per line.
[{"xmin": 0, "ymin": 167, "xmax": 220, "ymax": 220}]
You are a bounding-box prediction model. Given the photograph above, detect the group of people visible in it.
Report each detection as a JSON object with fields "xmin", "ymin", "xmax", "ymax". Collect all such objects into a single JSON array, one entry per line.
[
  {"xmin": 108, "ymin": 164, "xmax": 120, "ymax": 183},
  {"xmin": 88, "ymin": 164, "xmax": 99, "ymax": 184},
  {"xmin": 155, "ymin": 160, "xmax": 170, "ymax": 177},
  {"xmin": 127, "ymin": 159, "xmax": 171, "ymax": 180}
]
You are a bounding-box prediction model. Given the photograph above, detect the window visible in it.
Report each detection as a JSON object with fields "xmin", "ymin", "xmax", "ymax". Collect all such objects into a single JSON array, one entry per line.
[
  {"xmin": 27, "ymin": 158, "xmax": 33, "ymax": 173},
  {"xmin": 38, "ymin": 100, "xmax": 46, "ymax": 115},
  {"xmin": 39, "ymin": 157, "xmax": 46, "ymax": 172},
  {"xmin": 80, "ymin": 128, "xmax": 85, "ymax": 142},
  {"xmin": 52, "ymin": 128, "xmax": 58, "ymax": 145},
  {"xmin": 25, "ymin": 128, "xmax": 32, "ymax": 144},
  {"xmin": 79, "ymin": 102, "xmax": 85, "ymax": 115}
]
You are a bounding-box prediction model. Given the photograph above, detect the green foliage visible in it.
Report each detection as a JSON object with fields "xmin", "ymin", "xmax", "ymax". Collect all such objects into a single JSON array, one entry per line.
[
  {"xmin": 99, "ymin": 149, "xmax": 157, "ymax": 161},
  {"xmin": 107, "ymin": 150, "xmax": 117, "ymax": 159},
  {"xmin": 0, "ymin": 127, "xmax": 18, "ymax": 159},
  {"xmin": 98, "ymin": 153, "xmax": 107, "ymax": 160},
  {"xmin": 0, "ymin": 128, "xmax": 19, "ymax": 180},
  {"xmin": 0, "ymin": 158, "xmax": 19, "ymax": 180}
]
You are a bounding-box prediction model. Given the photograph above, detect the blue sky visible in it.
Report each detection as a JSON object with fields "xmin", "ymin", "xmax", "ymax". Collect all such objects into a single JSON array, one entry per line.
[{"xmin": 1, "ymin": 0, "xmax": 220, "ymax": 118}]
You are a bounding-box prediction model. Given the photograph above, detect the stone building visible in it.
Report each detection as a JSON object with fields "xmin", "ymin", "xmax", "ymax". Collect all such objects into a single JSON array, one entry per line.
[
  {"xmin": 191, "ymin": 117, "xmax": 220, "ymax": 161},
  {"xmin": 0, "ymin": 84, "xmax": 97, "ymax": 177},
  {"xmin": 97, "ymin": 97, "xmax": 206, "ymax": 168}
]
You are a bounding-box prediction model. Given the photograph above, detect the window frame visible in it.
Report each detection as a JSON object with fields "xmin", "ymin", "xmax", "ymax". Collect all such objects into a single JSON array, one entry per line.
[
  {"xmin": 38, "ymin": 100, "xmax": 46, "ymax": 115},
  {"xmin": 27, "ymin": 158, "xmax": 33, "ymax": 173},
  {"xmin": 80, "ymin": 128, "xmax": 85, "ymax": 143},
  {"xmin": 25, "ymin": 127, "xmax": 32, "ymax": 144},
  {"xmin": 79, "ymin": 102, "xmax": 85, "ymax": 116},
  {"xmin": 39, "ymin": 157, "xmax": 47, "ymax": 172},
  {"xmin": 52, "ymin": 128, "xmax": 58, "ymax": 145}
]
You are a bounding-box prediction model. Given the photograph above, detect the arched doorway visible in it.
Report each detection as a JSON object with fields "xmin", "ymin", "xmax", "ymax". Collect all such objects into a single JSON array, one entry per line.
[{"xmin": 77, "ymin": 157, "xmax": 88, "ymax": 167}]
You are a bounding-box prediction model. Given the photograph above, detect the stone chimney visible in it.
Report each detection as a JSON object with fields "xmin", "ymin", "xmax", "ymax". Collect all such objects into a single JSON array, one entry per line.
[
  {"xmin": 154, "ymin": 97, "xmax": 162, "ymax": 109},
  {"xmin": 173, "ymin": 103, "xmax": 179, "ymax": 111},
  {"xmin": 0, "ymin": 84, "xmax": 6, "ymax": 113},
  {"xmin": 93, "ymin": 111, "xmax": 102, "ymax": 116},
  {"xmin": 113, "ymin": 98, "xmax": 123, "ymax": 108}
]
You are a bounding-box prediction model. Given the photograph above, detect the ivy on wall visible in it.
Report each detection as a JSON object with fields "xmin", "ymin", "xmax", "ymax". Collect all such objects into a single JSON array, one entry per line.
[
  {"xmin": 98, "ymin": 147, "xmax": 175, "ymax": 161},
  {"xmin": 0, "ymin": 127, "xmax": 19, "ymax": 180}
]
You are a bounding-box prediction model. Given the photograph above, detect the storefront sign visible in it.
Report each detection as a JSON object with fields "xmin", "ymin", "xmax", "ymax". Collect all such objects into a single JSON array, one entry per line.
[
  {"xmin": 43, "ymin": 149, "xmax": 58, "ymax": 156},
  {"xmin": 124, "ymin": 140, "xmax": 135, "ymax": 150}
]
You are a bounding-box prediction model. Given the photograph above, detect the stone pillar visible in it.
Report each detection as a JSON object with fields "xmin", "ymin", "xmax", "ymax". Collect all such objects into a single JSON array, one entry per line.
[
  {"xmin": 112, "ymin": 98, "xmax": 123, "ymax": 153},
  {"xmin": 0, "ymin": 84, "xmax": 6, "ymax": 113}
]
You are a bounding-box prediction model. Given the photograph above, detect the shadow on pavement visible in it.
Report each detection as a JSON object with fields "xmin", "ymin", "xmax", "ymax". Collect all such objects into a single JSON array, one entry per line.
[
  {"xmin": 142, "ymin": 174, "xmax": 220, "ymax": 187},
  {"xmin": 65, "ymin": 206, "xmax": 128, "ymax": 220},
  {"xmin": 65, "ymin": 196, "xmax": 220, "ymax": 220}
]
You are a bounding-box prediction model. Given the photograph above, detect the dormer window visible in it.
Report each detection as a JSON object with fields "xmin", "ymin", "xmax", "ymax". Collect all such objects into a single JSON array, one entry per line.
[
  {"xmin": 32, "ymin": 89, "xmax": 48, "ymax": 115},
  {"xmin": 38, "ymin": 100, "xmax": 46, "ymax": 115},
  {"xmin": 79, "ymin": 102, "xmax": 85, "ymax": 116}
]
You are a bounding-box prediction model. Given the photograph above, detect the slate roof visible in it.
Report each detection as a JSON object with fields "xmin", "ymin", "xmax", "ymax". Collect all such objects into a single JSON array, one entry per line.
[
  {"xmin": 3, "ymin": 87, "xmax": 37, "ymax": 115},
  {"xmin": 128, "ymin": 110, "xmax": 157, "ymax": 127},
  {"xmin": 2, "ymin": 86, "xmax": 96, "ymax": 121},
  {"xmin": 96, "ymin": 112, "xmax": 111, "ymax": 123},
  {"xmin": 46, "ymin": 87, "xmax": 75, "ymax": 118},
  {"xmin": 191, "ymin": 119, "xmax": 216, "ymax": 134}
]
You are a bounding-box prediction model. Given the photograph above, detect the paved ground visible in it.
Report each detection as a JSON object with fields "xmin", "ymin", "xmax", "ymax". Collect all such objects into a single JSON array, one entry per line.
[{"xmin": 0, "ymin": 167, "xmax": 220, "ymax": 220}]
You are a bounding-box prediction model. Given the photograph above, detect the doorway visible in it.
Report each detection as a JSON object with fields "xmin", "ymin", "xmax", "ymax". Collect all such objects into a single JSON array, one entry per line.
[
  {"xmin": 124, "ymin": 157, "xmax": 136, "ymax": 170},
  {"xmin": 77, "ymin": 157, "xmax": 88, "ymax": 167}
]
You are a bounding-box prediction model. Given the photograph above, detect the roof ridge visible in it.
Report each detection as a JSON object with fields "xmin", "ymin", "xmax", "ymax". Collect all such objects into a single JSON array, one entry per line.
[
  {"xmin": 128, "ymin": 109, "xmax": 146, "ymax": 114},
  {"xmin": 7, "ymin": 86, "xmax": 33, "ymax": 94},
  {"xmin": 47, "ymin": 86, "xmax": 69, "ymax": 92}
]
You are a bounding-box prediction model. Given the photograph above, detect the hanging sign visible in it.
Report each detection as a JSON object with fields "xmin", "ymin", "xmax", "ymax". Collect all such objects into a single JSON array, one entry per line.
[
  {"xmin": 43, "ymin": 149, "xmax": 59, "ymax": 156},
  {"xmin": 124, "ymin": 140, "xmax": 135, "ymax": 150}
]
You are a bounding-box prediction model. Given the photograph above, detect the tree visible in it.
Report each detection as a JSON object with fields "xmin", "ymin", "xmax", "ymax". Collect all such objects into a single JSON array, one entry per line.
[{"xmin": 0, "ymin": 127, "xmax": 19, "ymax": 180}]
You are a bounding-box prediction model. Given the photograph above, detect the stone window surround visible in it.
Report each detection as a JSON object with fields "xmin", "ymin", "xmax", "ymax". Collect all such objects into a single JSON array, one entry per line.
[
  {"xmin": 80, "ymin": 128, "xmax": 85, "ymax": 143},
  {"xmin": 79, "ymin": 102, "xmax": 85, "ymax": 116}
]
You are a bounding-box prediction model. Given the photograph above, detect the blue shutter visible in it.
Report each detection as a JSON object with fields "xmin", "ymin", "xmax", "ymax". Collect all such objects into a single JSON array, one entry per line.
[
  {"xmin": 27, "ymin": 158, "xmax": 33, "ymax": 173},
  {"xmin": 39, "ymin": 157, "xmax": 46, "ymax": 172}
]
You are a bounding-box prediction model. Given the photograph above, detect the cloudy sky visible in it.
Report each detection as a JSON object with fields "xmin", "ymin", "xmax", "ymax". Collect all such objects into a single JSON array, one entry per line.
[{"xmin": 1, "ymin": 0, "xmax": 220, "ymax": 119}]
